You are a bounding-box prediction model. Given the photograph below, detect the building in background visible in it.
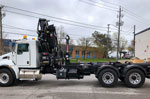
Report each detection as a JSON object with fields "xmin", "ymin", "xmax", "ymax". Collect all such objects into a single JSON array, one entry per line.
[
  {"xmin": 0, "ymin": 39, "xmax": 16, "ymax": 55},
  {"xmin": 71, "ymin": 46, "xmax": 104, "ymax": 59},
  {"xmin": 135, "ymin": 27, "xmax": 150, "ymax": 59}
]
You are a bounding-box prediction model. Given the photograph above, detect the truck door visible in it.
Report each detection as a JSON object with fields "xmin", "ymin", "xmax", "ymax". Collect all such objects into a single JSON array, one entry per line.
[{"xmin": 16, "ymin": 43, "xmax": 30, "ymax": 66}]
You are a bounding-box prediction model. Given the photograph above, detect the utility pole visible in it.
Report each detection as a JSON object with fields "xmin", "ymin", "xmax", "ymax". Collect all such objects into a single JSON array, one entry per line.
[
  {"xmin": 133, "ymin": 25, "xmax": 136, "ymax": 57},
  {"xmin": 0, "ymin": 6, "xmax": 3, "ymax": 55},
  {"xmin": 107, "ymin": 24, "xmax": 110, "ymax": 58},
  {"xmin": 116, "ymin": 6, "xmax": 122, "ymax": 61}
]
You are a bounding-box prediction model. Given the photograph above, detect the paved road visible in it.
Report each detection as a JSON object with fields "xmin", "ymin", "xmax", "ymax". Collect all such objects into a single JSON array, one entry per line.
[{"xmin": 0, "ymin": 74, "xmax": 150, "ymax": 99}]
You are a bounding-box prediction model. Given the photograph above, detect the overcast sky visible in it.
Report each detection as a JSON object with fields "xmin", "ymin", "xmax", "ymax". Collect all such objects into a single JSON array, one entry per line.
[{"xmin": 0, "ymin": 0, "xmax": 150, "ymax": 44}]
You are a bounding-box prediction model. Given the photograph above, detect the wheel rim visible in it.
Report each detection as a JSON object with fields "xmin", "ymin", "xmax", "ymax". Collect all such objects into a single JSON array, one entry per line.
[
  {"xmin": 0, "ymin": 73, "xmax": 9, "ymax": 84},
  {"xmin": 129, "ymin": 72, "xmax": 141, "ymax": 85},
  {"xmin": 102, "ymin": 72, "xmax": 114, "ymax": 84}
]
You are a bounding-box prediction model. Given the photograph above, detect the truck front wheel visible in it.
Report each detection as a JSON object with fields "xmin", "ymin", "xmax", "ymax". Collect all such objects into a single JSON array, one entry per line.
[
  {"xmin": 124, "ymin": 69, "xmax": 145, "ymax": 88},
  {"xmin": 0, "ymin": 69, "xmax": 14, "ymax": 87},
  {"xmin": 98, "ymin": 69, "xmax": 118, "ymax": 87}
]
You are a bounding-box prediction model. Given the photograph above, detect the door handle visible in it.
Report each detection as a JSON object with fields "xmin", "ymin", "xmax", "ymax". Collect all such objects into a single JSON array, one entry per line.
[{"xmin": 27, "ymin": 61, "xmax": 29, "ymax": 64}]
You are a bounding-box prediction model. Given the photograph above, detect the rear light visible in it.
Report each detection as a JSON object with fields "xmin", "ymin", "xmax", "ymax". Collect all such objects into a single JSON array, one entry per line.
[
  {"xmin": 50, "ymin": 34, "xmax": 53, "ymax": 37},
  {"xmin": 43, "ymin": 53, "xmax": 48, "ymax": 55}
]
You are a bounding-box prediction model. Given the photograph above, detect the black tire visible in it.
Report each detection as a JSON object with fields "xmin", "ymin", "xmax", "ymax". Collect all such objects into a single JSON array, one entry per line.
[
  {"xmin": 98, "ymin": 69, "xmax": 118, "ymax": 87},
  {"xmin": 124, "ymin": 69, "xmax": 145, "ymax": 88},
  {"xmin": 0, "ymin": 69, "xmax": 15, "ymax": 87}
]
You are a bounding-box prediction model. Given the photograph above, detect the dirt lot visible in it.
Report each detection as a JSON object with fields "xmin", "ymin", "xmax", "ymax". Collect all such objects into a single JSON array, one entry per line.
[{"xmin": 0, "ymin": 74, "xmax": 150, "ymax": 99}]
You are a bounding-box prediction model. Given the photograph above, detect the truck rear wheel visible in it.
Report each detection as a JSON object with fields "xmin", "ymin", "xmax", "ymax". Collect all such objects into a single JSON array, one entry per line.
[
  {"xmin": 98, "ymin": 69, "xmax": 118, "ymax": 87},
  {"xmin": 0, "ymin": 69, "xmax": 14, "ymax": 87},
  {"xmin": 124, "ymin": 69, "xmax": 145, "ymax": 88}
]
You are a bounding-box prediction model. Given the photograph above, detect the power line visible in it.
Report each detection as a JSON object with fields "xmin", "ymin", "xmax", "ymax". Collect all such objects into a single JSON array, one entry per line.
[
  {"xmin": 2, "ymin": 4, "xmax": 108, "ymax": 29},
  {"xmin": 125, "ymin": 14, "xmax": 149, "ymax": 25},
  {"xmin": 123, "ymin": 8, "xmax": 150, "ymax": 25},
  {"xmin": 3, "ymin": 31, "xmax": 80, "ymax": 40},
  {"xmin": 100, "ymin": 0, "xmax": 120, "ymax": 7},
  {"xmin": 95, "ymin": 0, "xmax": 150, "ymax": 24},
  {"xmin": 1, "ymin": 4, "xmax": 138, "ymax": 39},
  {"xmin": 124, "ymin": 11, "xmax": 150, "ymax": 25},
  {"xmin": 2, "ymin": 24, "xmax": 94, "ymax": 38},
  {"xmin": 2, "ymin": 4, "xmax": 138, "ymax": 33},
  {"xmin": 124, "ymin": 26, "xmax": 134, "ymax": 33},
  {"xmin": 109, "ymin": 24, "xmax": 133, "ymax": 33},
  {"xmin": 4, "ymin": 10, "xmax": 110, "ymax": 32},
  {"xmin": 6, "ymin": 18, "xmax": 126, "ymax": 35},
  {"xmin": 3, "ymin": 24, "xmax": 86, "ymax": 37},
  {"xmin": 121, "ymin": 32, "xmax": 133, "ymax": 36},
  {"xmin": 3, "ymin": 25, "xmax": 36, "ymax": 32},
  {"xmin": 120, "ymin": 26, "xmax": 133, "ymax": 36},
  {"xmin": 123, "ymin": 7, "xmax": 150, "ymax": 22},
  {"xmin": 3, "ymin": 31, "xmax": 37, "ymax": 36},
  {"xmin": 79, "ymin": 0, "xmax": 117, "ymax": 12},
  {"xmin": 79, "ymin": 0, "xmax": 150, "ymax": 31},
  {"xmin": 3, "ymin": 9, "xmax": 39, "ymax": 18},
  {"xmin": 88, "ymin": 0, "xmax": 118, "ymax": 9},
  {"xmin": 99, "ymin": 0, "xmax": 150, "ymax": 22}
]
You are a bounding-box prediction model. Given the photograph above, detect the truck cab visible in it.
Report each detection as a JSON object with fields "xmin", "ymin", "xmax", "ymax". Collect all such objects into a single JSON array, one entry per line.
[
  {"xmin": 12, "ymin": 39, "xmax": 40, "ymax": 68},
  {"xmin": 0, "ymin": 38, "xmax": 42, "ymax": 86},
  {"xmin": 0, "ymin": 37, "xmax": 41, "ymax": 69}
]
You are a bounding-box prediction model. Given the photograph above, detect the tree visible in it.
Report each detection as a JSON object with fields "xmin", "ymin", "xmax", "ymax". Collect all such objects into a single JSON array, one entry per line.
[
  {"xmin": 92, "ymin": 31, "xmax": 114, "ymax": 58},
  {"xmin": 56, "ymin": 26, "xmax": 66, "ymax": 45},
  {"xmin": 69, "ymin": 39, "xmax": 74, "ymax": 45},
  {"xmin": 78, "ymin": 37, "xmax": 92, "ymax": 59},
  {"xmin": 112, "ymin": 32, "xmax": 128, "ymax": 58},
  {"xmin": 56, "ymin": 26, "xmax": 74, "ymax": 45},
  {"xmin": 0, "ymin": 33, "xmax": 8, "ymax": 54},
  {"xmin": 128, "ymin": 40, "xmax": 134, "ymax": 56}
]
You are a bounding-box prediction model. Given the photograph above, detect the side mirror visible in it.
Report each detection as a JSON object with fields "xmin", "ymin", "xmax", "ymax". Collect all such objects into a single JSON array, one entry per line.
[{"xmin": 11, "ymin": 46, "xmax": 16, "ymax": 53}]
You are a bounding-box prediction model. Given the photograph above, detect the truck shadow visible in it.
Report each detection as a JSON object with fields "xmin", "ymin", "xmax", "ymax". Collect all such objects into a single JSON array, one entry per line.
[{"xmin": 15, "ymin": 79, "xmax": 150, "ymax": 89}]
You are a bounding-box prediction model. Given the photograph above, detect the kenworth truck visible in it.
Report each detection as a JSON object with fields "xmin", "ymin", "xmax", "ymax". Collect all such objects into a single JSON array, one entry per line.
[{"xmin": 0, "ymin": 18, "xmax": 150, "ymax": 88}]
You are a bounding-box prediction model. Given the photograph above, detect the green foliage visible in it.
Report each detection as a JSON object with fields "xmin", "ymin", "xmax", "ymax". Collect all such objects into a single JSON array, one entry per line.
[
  {"xmin": 128, "ymin": 40, "xmax": 134, "ymax": 55},
  {"xmin": 92, "ymin": 31, "xmax": 114, "ymax": 58}
]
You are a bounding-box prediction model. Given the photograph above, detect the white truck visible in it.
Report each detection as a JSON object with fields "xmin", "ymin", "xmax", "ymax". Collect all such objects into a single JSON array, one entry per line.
[{"xmin": 0, "ymin": 18, "xmax": 149, "ymax": 88}]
